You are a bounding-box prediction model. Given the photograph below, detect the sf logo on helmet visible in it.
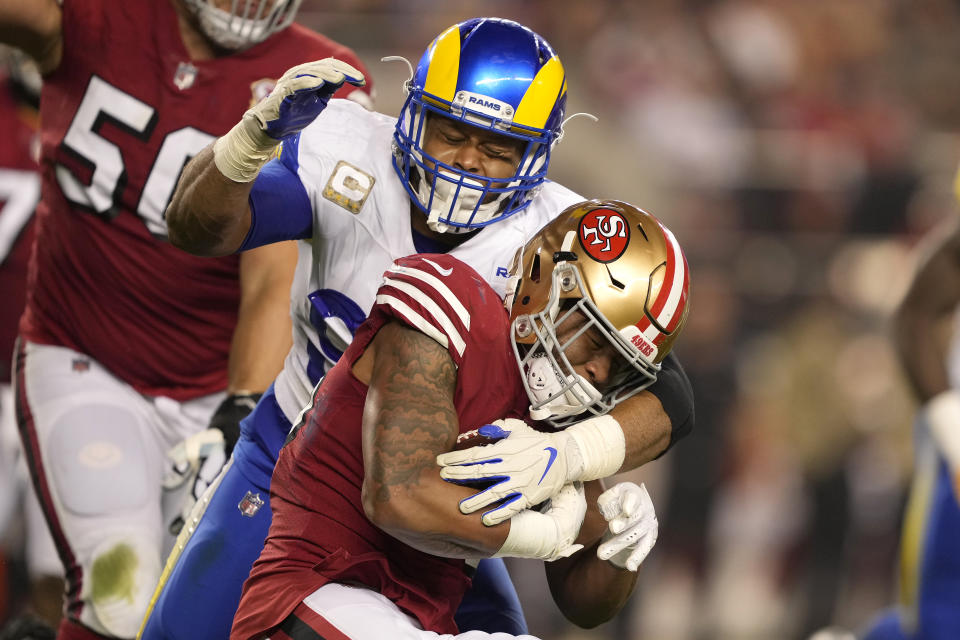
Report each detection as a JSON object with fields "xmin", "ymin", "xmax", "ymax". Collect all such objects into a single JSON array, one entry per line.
[{"xmin": 578, "ymin": 208, "xmax": 629, "ymax": 262}]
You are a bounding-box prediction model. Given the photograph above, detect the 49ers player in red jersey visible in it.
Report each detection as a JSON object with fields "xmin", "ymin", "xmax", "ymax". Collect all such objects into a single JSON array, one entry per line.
[
  {"xmin": 0, "ymin": 1, "xmax": 372, "ymax": 639},
  {"xmin": 0, "ymin": 46, "xmax": 65, "ymax": 632},
  {"xmin": 232, "ymin": 200, "xmax": 685, "ymax": 639},
  {"xmin": 0, "ymin": 51, "xmax": 38, "ymax": 385}
]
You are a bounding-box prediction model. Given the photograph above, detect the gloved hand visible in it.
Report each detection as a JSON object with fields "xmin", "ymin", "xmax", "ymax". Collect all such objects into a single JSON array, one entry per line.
[
  {"xmin": 208, "ymin": 392, "xmax": 261, "ymax": 457},
  {"xmin": 161, "ymin": 392, "xmax": 260, "ymax": 534},
  {"xmin": 438, "ymin": 414, "xmax": 625, "ymax": 526},
  {"xmin": 438, "ymin": 419, "xmax": 574, "ymax": 526},
  {"xmin": 596, "ymin": 482, "xmax": 658, "ymax": 571},
  {"xmin": 494, "ymin": 482, "xmax": 586, "ymax": 562},
  {"xmin": 214, "ymin": 58, "xmax": 365, "ymax": 182},
  {"xmin": 162, "ymin": 428, "xmax": 227, "ymax": 535}
]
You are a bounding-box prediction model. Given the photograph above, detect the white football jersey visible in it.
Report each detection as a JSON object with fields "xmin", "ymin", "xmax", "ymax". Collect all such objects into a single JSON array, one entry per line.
[{"xmin": 272, "ymin": 99, "xmax": 583, "ymax": 421}]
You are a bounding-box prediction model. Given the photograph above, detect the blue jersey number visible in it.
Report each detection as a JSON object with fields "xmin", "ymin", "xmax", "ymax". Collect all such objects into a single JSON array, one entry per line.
[{"xmin": 306, "ymin": 289, "xmax": 367, "ymax": 385}]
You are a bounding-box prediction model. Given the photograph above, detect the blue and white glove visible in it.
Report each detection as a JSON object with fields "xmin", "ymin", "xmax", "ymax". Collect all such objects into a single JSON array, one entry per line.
[
  {"xmin": 596, "ymin": 482, "xmax": 658, "ymax": 571},
  {"xmin": 438, "ymin": 419, "xmax": 570, "ymax": 526},
  {"xmin": 437, "ymin": 416, "xmax": 625, "ymax": 526},
  {"xmin": 214, "ymin": 58, "xmax": 365, "ymax": 182}
]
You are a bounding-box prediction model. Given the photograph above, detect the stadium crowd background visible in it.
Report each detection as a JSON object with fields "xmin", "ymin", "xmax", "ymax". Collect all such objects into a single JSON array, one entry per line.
[{"xmin": 4, "ymin": 0, "xmax": 959, "ymax": 639}]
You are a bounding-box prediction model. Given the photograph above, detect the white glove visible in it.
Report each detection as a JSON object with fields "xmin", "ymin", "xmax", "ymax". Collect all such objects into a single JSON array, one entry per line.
[
  {"xmin": 162, "ymin": 429, "xmax": 227, "ymax": 535},
  {"xmin": 596, "ymin": 482, "xmax": 658, "ymax": 571},
  {"xmin": 437, "ymin": 415, "xmax": 625, "ymax": 526},
  {"xmin": 438, "ymin": 419, "xmax": 572, "ymax": 526},
  {"xmin": 494, "ymin": 482, "xmax": 586, "ymax": 561},
  {"xmin": 214, "ymin": 58, "xmax": 365, "ymax": 182}
]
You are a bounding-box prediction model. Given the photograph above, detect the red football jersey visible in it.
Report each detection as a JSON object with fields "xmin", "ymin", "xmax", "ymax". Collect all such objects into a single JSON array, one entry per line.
[
  {"xmin": 0, "ymin": 78, "xmax": 39, "ymax": 383},
  {"xmin": 231, "ymin": 254, "xmax": 529, "ymax": 639},
  {"xmin": 18, "ymin": 0, "xmax": 373, "ymax": 399}
]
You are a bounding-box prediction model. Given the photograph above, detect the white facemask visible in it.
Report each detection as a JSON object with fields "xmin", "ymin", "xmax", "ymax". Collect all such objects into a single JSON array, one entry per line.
[
  {"xmin": 184, "ymin": 0, "xmax": 300, "ymax": 51},
  {"xmin": 415, "ymin": 168, "xmax": 506, "ymax": 234}
]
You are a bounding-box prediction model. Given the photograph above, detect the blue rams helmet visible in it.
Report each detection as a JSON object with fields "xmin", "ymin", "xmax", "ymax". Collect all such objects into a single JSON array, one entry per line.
[{"xmin": 392, "ymin": 18, "xmax": 567, "ymax": 233}]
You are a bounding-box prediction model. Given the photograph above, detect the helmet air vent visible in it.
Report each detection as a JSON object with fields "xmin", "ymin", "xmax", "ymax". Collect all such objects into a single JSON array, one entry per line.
[
  {"xmin": 530, "ymin": 250, "xmax": 541, "ymax": 283},
  {"xmin": 606, "ymin": 264, "xmax": 626, "ymax": 290}
]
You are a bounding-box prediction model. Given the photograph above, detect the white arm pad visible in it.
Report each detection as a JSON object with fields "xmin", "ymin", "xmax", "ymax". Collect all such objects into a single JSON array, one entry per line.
[
  {"xmin": 494, "ymin": 510, "xmax": 563, "ymax": 561},
  {"xmin": 493, "ymin": 483, "xmax": 585, "ymax": 561},
  {"xmin": 213, "ymin": 115, "xmax": 278, "ymax": 183},
  {"xmin": 926, "ymin": 390, "xmax": 960, "ymax": 471},
  {"xmin": 564, "ymin": 414, "xmax": 626, "ymax": 481}
]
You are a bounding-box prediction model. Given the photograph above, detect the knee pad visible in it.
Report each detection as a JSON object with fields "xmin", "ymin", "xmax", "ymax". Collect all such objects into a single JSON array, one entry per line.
[
  {"xmin": 49, "ymin": 405, "xmax": 150, "ymax": 516},
  {"xmin": 85, "ymin": 532, "xmax": 162, "ymax": 638}
]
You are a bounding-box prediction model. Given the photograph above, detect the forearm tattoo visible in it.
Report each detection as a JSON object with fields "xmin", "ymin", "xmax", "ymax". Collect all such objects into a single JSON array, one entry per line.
[{"xmin": 368, "ymin": 324, "xmax": 458, "ymax": 503}]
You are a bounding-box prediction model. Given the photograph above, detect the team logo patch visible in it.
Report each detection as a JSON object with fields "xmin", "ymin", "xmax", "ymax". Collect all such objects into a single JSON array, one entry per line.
[
  {"xmin": 238, "ymin": 491, "xmax": 264, "ymax": 517},
  {"xmin": 173, "ymin": 62, "xmax": 198, "ymax": 91},
  {"xmin": 72, "ymin": 358, "xmax": 91, "ymax": 373},
  {"xmin": 578, "ymin": 208, "xmax": 630, "ymax": 263},
  {"xmin": 322, "ymin": 160, "xmax": 375, "ymax": 214},
  {"xmin": 249, "ymin": 78, "xmax": 276, "ymax": 108},
  {"xmin": 454, "ymin": 91, "xmax": 515, "ymax": 121},
  {"xmin": 622, "ymin": 325, "xmax": 658, "ymax": 361},
  {"xmin": 630, "ymin": 333, "xmax": 656, "ymax": 359}
]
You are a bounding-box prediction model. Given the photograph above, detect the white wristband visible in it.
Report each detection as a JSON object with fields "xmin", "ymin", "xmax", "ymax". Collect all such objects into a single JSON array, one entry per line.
[
  {"xmin": 925, "ymin": 390, "xmax": 960, "ymax": 471},
  {"xmin": 565, "ymin": 414, "xmax": 625, "ymax": 481},
  {"xmin": 213, "ymin": 115, "xmax": 279, "ymax": 183},
  {"xmin": 493, "ymin": 510, "xmax": 558, "ymax": 561}
]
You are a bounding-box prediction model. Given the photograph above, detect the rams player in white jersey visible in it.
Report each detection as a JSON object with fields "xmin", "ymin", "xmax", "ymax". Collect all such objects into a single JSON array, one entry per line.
[
  {"xmin": 141, "ymin": 17, "xmax": 694, "ymax": 640},
  {"xmin": 859, "ymin": 174, "xmax": 960, "ymax": 640}
]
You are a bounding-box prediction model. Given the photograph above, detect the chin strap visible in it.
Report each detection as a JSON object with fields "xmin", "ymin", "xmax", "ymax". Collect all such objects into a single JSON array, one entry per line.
[{"xmin": 525, "ymin": 353, "xmax": 601, "ymax": 421}]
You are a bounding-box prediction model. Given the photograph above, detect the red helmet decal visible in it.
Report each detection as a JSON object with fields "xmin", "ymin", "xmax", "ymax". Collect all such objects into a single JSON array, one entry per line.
[{"xmin": 578, "ymin": 208, "xmax": 630, "ymax": 263}]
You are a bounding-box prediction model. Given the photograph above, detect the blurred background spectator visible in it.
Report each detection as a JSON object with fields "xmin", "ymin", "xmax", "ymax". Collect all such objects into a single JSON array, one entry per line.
[{"xmin": 5, "ymin": 1, "xmax": 958, "ymax": 638}]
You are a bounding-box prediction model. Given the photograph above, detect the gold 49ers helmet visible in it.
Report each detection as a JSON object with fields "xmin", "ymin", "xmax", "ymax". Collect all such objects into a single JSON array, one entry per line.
[{"xmin": 507, "ymin": 199, "xmax": 690, "ymax": 426}]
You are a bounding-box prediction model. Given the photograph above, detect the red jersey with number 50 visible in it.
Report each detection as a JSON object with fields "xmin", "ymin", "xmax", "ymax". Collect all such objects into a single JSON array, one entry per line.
[
  {"xmin": 19, "ymin": 0, "xmax": 372, "ymax": 400},
  {"xmin": 0, "ymin": 78, "xmax": 39, "ymax": 383},
  {"xmin": 231, "ymin": 254, "xmax": 529, "ymax": 639}
]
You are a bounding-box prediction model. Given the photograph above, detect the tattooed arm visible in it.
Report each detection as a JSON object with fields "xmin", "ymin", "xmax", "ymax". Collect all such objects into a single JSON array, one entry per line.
[
  {"xmin": 356, "ymin": 321, "xmax": 510, "ymax": 560},
  {"xmin": 355, "ymin": 319, "xmax": 642, "ymax": 624}
]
